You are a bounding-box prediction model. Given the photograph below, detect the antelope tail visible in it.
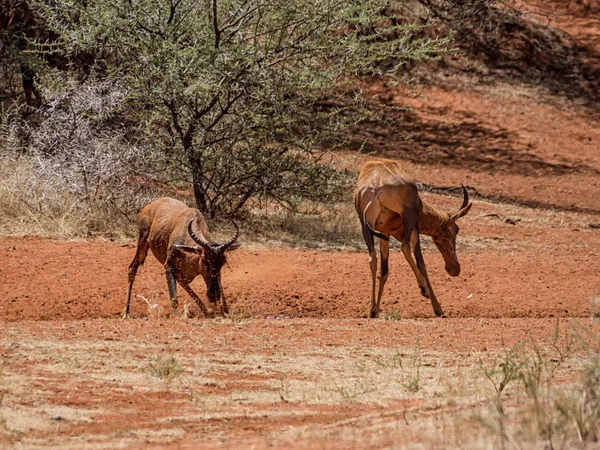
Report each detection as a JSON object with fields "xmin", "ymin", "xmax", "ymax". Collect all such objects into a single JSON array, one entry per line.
[{"xmin": 363, "ymin": 192, "xmax": 389, "ymax": 241}]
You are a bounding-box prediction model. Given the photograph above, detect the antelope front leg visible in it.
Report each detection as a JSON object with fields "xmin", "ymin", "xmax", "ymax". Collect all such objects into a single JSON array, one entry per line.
[
  {"xmin": 401, "ymin": 231, "xmax": 431, "ymax": 299},
  {"xmin": 177, "ymin": 280, "xmax": 212, "ymax": 318},
  {"xmin": 221, "ymin": 299, "xmax": 229, "ymax": 317},
  {"xmin": 165, "ymin": 267, "xmax": 179, "ymax": 312},
  {"xmin": 217, "ymin": 275, "xmax": 229, "ymax": 317},
  {"xmin": 220, "ymin": 295, "xmax": 229, "ymax": 317},
  {"xmin": 414, "ymin": 240, "xmax": 444, "ymax": 317},
  {"xmin": 401, "ymin": 245, "xmax": 430, "ymax": 297}
]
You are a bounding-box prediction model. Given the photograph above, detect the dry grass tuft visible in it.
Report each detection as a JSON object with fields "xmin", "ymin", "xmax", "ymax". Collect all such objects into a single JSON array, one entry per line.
[
  {"xmin": 476, "ymin": 321, "xmax": 600, "ymax": 449},
  {"xmin": 0, "ymin": 150, "xmax": 152, "ymax": 240},
  {"xmin": 146, "ymin": 356, "xmax": 184, "ymax": 383},
  {"xmin": 242, "ymin": 203, "xmax": 364, "ymax": 250},
  {"xmin": 382, "ymin": 310, "xmax": 405, "ymax": 321}
]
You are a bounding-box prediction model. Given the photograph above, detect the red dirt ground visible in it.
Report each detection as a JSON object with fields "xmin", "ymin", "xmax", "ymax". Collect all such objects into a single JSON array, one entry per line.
[
  {"xmin": 0, "ymin": 207, "xmax": 599, "ymax": 322},
  {"xmin": 2, "ymin": 1, "xmax": 600, "ymax": 448}
]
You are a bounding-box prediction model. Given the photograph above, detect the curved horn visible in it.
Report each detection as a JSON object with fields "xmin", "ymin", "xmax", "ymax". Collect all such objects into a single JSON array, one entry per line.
[
  {"xmin": 187, "ymin": 218, "xmax": 211, "ymax": 251},
  {"xmin": 450, "ymin": 184, "xmax": 473, "ymax": 221},
  {"xmin": 459, "ymin": 184, "xmax": 469, "ymax": 210},
  {"xmin": 218, "ymin": 220, "xmax": 240, "ymax": 251}
]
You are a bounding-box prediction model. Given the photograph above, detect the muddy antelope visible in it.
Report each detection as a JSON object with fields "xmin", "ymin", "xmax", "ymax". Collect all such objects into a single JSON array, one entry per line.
[
  {"xmin": 354, "ymin": 159, "xmax": 472, "ymax": 318},
  {"xmin": 122, "ymin": 197, "xmax": 241, "ymax": 319}
]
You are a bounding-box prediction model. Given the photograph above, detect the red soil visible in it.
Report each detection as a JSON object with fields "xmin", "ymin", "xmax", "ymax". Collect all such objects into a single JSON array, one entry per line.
[{"xmin": 0, "ymin": 213, "xmax": 598, "ymax": 323}]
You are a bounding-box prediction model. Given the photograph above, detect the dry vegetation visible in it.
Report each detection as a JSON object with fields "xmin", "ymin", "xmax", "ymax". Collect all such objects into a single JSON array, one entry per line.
[
  {"xmin": 0, "ymin": 81, "xmax": 163, "ymax": 239},
  {"xmin": 0, "ymin": 142, "xmax": 364, "ymax": 247},
  {"xmin": 1, "ymin": 319, "xmax": 599, "ymax": 449}
]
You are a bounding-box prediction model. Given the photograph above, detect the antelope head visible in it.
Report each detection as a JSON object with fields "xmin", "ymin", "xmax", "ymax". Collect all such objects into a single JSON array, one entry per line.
[
  {"xmin": 431, "ymin": 185, "xmax": 473, "ymax": 277},
  {"xmin": 176, "ymin": 218, "xmax": 241, "ymax": 303}
]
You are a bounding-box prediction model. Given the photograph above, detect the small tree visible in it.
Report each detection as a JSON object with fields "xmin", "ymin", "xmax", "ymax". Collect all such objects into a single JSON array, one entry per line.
[{"xmin": 37, "ymin": 0, "xmax": 449, "ymax": 217}]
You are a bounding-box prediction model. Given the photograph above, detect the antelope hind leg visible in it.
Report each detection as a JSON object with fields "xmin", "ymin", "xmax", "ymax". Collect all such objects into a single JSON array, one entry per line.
[
  {"xmin": 369, "ymin": 250, "xmax": 379, "ymax": 318},
  {"xmin": 375, "ymin": 238, "xmax": 390, "ymax": 317},
  {"xmin": 123, "ymin": 235, "xmax": 149, "ymax": 319}
]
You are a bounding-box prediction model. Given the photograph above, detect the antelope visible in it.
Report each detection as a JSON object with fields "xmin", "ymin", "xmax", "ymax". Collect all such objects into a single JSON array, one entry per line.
[
  {"xmin": 122, "ymin": 197, "xmax": 241, "ymax": 319},
  {"xmin": 354, "ymin": 159, "xmax": 472, "ymax": 318}
]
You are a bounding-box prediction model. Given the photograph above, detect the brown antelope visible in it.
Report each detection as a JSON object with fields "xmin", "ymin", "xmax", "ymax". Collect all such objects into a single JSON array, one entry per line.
[
  {"xmin": 354, "ymin": 159, "xmax": 472, "ymax": 318},
  {"xmin": 122, "ymin": 197, "xmax": 241, "ymax": 319}
]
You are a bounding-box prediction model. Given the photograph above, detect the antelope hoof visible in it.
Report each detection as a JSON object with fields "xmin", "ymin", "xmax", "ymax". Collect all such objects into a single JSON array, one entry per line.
[
  {"xmin": 121, "ymin": 311, "xmax": 131, "ymax": 319},
  {"xmin": 420, "ymin": 285, "xmax": 430, "ymax": 299},
  {"xmin": 434, "ymin": 309, "xmax": 446, "ymax": 318},
  {"xmin": 369, "ymin": 310, "xmax": 380, "ymax": 319}
]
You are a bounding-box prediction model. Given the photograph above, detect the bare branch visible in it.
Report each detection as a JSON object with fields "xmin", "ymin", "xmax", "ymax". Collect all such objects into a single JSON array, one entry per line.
[{"xmin": 211, "ymin": 0, "xmax": 220, "ymax": 49}]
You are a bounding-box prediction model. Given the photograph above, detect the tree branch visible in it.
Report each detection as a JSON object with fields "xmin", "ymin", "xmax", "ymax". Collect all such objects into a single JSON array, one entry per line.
[
  {"xmin": 162, "ymin": 98, "xmax": 184, "ymax": 140},
  {"xmin": 211, "ymin": 0, "xmax": 220, "ymax": 49},
  {"xmin": 206, "ymin": 90, "xmax": 243, "ymax": 132},
  {"xmin": 167, "ymin": 0, "xmax": 182, "ymax": 25}
]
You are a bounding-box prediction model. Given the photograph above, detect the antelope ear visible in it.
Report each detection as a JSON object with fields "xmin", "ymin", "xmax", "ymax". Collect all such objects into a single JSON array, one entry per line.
[
  {"xmin": 450, "ymin": 202, "xmax": 473, "ymax": 222},
  {"xmin": 174, "ymin": 244, "xmax": 202, "ymax": 253},
  {"xmin": 227, "ymin": 242, "xmax": 242, "ymax": 252}
]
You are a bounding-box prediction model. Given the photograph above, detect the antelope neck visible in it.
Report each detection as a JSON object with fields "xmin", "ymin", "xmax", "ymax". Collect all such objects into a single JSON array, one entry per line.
[{"xmin": 418, "ymin": 200, "xmax": 449, "ymax": 237}]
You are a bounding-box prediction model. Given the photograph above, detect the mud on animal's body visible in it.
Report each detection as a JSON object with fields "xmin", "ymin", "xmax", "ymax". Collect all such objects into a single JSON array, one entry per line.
[
  {"xmin": 354, "ymin": 159, "xmax": 473, "ymax": 319},
  {"xmin": 123, "ymin": 197, "xmax": 241, "ymax": 319}
]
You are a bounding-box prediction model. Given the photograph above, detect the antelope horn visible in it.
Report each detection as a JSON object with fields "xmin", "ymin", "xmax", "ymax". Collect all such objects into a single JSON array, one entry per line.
[
  {"xmin": 219, "ymin": 220, "xmax": 239, "ymax": 251},
  {"xmin": 187, "ymin": 218, "xmax": 211, "ymax": 250},
  {"xmin": 459, "ymin": 184, "xmax": 469, "ymax": 210},
  {"xmin": 450, "ymin": 184, "xmax": 473, "ymax": 221}
]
